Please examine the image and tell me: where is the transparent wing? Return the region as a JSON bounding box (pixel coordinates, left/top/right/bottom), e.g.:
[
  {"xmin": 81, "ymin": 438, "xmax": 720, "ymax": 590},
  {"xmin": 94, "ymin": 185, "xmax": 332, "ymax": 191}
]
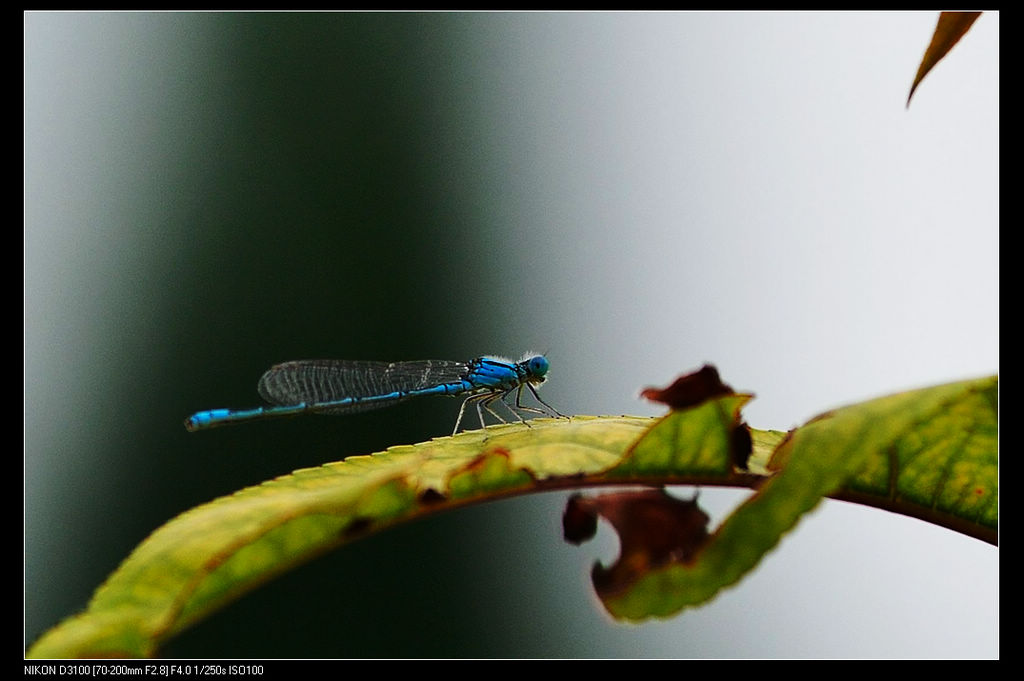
[{"xmin": 256, "ymin": 359, "xmax": 471, "ymax": 413}]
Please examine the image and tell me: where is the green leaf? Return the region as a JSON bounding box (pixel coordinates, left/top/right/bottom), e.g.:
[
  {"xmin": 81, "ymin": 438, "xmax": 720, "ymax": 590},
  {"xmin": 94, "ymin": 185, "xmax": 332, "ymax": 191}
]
[
  {"xmin": 596, "ymin": 375, "xmax": 997, "ymax": 621},
  {"xmin": 27, "ymin": 415, "xmax": 654, "ymax": 658},
  {"xmin": 827, "ymin": 375, "xmax": 997, "ymax": 541},
  {"xmin": 27, "ymin": 375, "xmax": 997, "ymax": 656}
]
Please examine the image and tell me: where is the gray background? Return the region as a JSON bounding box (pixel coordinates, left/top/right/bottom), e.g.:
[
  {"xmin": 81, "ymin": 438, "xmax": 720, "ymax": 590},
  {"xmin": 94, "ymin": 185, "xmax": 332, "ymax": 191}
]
[{"xmin": 25, "ymin": 11, "xmax": 998, "ymax": 658}]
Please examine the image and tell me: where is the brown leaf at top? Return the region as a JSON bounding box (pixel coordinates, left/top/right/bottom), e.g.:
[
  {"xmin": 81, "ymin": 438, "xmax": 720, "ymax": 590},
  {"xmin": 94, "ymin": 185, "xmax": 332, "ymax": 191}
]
[
  {"xmin": 640, "ymin": 364, "xmax": 733, "ymax": 410},
  {"xmin": 907, "ymin": 11, "xmax": 982, "ymax": 107},
  {"xmin": 562, "ymin": 489, "xmax": 710, "ymax": 598}
]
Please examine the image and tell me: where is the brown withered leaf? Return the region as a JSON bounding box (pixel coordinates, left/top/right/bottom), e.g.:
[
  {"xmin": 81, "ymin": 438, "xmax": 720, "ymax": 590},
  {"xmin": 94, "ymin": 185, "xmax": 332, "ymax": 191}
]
[
  {"xmin": 907, "ymin": 11, "xmax": 982, "ymax": 107},
  {"xmin": 640, "ymin": 364, "xmax": 733, "ymax": 410},
  {"xmin": 563, "ymin": 489, "xmax": 710, "ymax": 597}
]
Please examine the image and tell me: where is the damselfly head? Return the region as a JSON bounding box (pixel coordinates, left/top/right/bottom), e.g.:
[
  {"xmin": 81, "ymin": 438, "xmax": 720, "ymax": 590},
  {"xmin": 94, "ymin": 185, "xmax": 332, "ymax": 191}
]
[{"xmin": 522, "ymin": 354, "xmax": 550, "ymax": 382}]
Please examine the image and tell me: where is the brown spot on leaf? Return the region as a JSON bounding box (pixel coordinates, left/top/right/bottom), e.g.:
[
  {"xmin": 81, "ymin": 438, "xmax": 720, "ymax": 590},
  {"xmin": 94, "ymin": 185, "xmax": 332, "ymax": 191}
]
[
  {"xmin": 731, "ymin": 422, "xmax": 753, "ymax": 471},
  {"xmin": 446, "ymin": 446, "xmax": 535, "ymax": 499},
  {"xmin": 418, "ymin": 488, "xmax": 447, "ymax": 505},
  {"xmin": 640, "ymin": 364, "xmax": 733, "ymax": 410},
  {"xmin": 562, "ymin": 488, "xmax": 711, "ymax": 597},
  {"xmin": 464, "ymin": 447, "xmax": 512, "ymax": 472},
  {"xmin": 342, "ymin": 517, "xmax": 373, "ymax": 539}
]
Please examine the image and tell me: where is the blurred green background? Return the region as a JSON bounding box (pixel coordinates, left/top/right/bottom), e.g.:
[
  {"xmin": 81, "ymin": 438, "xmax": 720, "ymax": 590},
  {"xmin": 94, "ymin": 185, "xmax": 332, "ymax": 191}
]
[{"xmin": 25, "ymin": 12, "xmax": 997, "ymax": 658}]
